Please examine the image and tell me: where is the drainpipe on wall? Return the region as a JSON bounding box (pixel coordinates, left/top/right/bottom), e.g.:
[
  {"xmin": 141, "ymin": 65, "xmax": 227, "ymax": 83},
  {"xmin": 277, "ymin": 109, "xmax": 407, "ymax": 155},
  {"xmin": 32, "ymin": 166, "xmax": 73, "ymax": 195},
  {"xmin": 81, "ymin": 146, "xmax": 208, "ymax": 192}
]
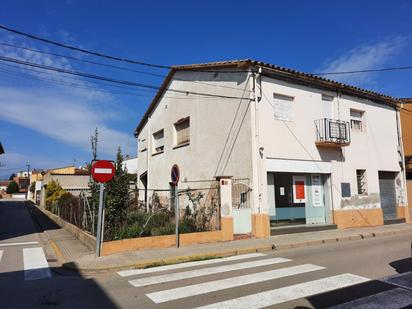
[
  {"xmin": 250, "ymin": 68, "xmax": 263, "ymax": 214},
  {"xmin": 146, "ymin": 115, "xmax": 151, "ymax": 211},
  {"xmin": 395, "ymin": 103, "xmax": 408, "ymax": 208}
]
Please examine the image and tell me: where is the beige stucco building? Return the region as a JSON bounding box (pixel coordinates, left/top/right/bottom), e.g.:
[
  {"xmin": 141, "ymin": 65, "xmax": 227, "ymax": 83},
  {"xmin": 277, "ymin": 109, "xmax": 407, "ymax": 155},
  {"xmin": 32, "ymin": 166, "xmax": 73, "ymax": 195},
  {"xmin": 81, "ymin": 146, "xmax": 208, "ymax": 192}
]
[{"xmin": 135, "ymin": 60, "xmax": 408, "ymax": 238}]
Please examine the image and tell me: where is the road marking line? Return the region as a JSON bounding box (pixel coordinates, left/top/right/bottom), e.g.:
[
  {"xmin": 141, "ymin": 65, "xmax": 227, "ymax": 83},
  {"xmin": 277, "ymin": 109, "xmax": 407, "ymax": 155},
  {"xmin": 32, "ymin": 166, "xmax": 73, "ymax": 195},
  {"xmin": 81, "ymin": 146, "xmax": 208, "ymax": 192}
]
[
  {"xmin": 23, "ymin": 247, "xmax": 51, "ymax": 281},
  {"xmin": 195, "ymin": 273, "xmax": 370, "ymax": 309},
  {"xmin": 329, "ymin": 287, "xmax": 412, "ymax": 309},
  {"xmin": 0, "ymin": 241, "xmax": 39, "ymax": 247},
  {"xmin": 118, "ymin": 253, "xmax": 267, "ymax": 277},
  {"xmin": 0, "ymin": 250, "xmax": 3, "ymax": 263},
  {"xmin": 128, "ymin": 257, "xmax": 291, "ymax": 287},
  {"xmin": 147, "ymin": 264, "xmax": 325, "ymax": 303}
]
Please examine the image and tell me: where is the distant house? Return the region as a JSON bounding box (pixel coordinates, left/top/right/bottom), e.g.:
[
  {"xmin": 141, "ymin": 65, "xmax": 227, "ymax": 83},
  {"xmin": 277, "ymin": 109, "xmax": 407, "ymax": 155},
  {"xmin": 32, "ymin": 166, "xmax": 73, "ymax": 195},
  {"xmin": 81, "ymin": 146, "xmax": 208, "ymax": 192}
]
[
  {"xmin": 39, "ymin": 166, "xmax": 90, "ymax": 207},
  {"xmin": 122, "ymin": 157, "xmax": 138, "ymax": 174},
  {"xmin": 135, "ymin": 59, "xmax": 407, "ymax": 238},
  {"xmin": 0, "ymin": 180, "xmax": 11, "ymax": 192}
]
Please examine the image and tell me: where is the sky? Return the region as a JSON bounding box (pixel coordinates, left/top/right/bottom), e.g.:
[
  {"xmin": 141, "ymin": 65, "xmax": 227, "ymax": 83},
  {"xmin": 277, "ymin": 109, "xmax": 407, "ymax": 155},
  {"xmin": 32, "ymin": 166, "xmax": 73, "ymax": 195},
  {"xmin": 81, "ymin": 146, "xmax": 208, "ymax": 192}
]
[{"xmin": 0, "ymin": 0, "xmax": 411, "ymax": 179}]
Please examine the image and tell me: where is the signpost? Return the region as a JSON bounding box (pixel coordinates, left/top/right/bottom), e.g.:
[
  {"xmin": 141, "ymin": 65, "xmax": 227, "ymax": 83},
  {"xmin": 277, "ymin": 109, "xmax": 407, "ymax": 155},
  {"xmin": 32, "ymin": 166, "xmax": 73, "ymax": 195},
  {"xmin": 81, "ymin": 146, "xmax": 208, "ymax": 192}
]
[
  {"xmin": 91, "ymin": 160, "xmax": 115, "ymax": 257},
  {"xmin": 170, "ymin": 164, "xmax": 180, "ymax": 248}
]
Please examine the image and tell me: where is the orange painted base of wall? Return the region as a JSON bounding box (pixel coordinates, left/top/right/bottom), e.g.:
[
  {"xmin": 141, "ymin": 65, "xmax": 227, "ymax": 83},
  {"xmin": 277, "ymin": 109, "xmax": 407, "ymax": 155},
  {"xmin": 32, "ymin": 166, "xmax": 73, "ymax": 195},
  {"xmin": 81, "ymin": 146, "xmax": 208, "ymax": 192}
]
[
  {"xmin": 396, "ymin": 206, "xmax": 406, "ymax": 219},
  {"xmin": 101, "ymin": 216, "xmax": 235, "ymax": 256},
  {"xmin": 333, "ymin": 208, "xmax": 384, "ymax": 229},
  {"xmin": 252, "ymin": 213, "xmax": 270, "ymax": 238}
]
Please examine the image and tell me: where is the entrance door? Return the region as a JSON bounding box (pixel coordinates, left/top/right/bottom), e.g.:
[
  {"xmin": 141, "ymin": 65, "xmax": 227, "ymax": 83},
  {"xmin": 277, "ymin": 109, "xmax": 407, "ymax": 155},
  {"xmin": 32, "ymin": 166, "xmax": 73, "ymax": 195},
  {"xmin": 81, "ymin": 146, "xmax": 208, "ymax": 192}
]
[
  {"xmin": 378, "ymin": 172, "xmax": 397, "ymax": 220},
  {"xmin": 232, "ymin": 180, "xmax": 252, "ymax": 234},
  {"xmin": 305, "ymin": 174, "xmax": 326, "ymax": 224}
]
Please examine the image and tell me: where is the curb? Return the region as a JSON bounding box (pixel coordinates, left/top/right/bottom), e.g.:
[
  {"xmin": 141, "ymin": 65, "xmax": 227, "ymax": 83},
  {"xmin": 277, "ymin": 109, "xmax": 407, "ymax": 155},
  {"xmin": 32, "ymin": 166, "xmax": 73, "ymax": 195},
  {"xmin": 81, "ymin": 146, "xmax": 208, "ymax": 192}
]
[{"xmin": 66, "ymin": 227, "xmax": 412, "ymax": 273}]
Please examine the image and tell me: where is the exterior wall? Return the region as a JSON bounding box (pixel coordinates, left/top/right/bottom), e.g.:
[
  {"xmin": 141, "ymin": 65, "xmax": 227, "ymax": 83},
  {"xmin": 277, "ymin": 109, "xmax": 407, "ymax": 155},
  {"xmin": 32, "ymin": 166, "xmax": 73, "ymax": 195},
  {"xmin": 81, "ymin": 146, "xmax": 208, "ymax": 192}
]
[
  {"xmin": 259, "ymin": 76, "xmax": 405, "ymax": 227},
  {"xmin": 122, "ymin": 158, "xmax": 138, "ymax": 174},
  {"xmin": 40, "ymin": 173, "xmax": 90, "ymax": 206},
  {"xmin": 400, "ymin": 108, "xmax": 412, "ymax": 158},
  {"xmin": 137, "ymin": 70, "xmax": 254, "ymax": 195},
  {"xmin": 407, "ymin": 180, "xmax": 412, "ymax": 222}
]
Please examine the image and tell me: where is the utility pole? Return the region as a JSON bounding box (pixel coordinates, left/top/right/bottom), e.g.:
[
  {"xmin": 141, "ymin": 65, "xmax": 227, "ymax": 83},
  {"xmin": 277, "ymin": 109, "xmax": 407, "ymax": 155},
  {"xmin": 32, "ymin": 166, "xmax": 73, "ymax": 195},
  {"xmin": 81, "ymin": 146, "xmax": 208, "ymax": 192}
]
[{"xmin": 26, "ymin": 164, "xmax": 30, "ymax": 200}]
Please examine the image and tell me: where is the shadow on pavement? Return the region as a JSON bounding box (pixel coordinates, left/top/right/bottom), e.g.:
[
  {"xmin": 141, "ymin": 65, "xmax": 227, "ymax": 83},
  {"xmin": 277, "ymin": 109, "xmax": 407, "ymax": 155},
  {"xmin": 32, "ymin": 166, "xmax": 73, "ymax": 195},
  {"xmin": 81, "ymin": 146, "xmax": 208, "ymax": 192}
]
[
  {"xmin": 389, "ymin": 257, "xmax": 412, "ymax": 274},
  {"xmin": 0, "ymin": 200, "xmax": 60, "ymax": 241},
  {"xmin": 299, "ymin": 280, "xmax": 401, "ymax": 309},
  {"xmin": 0, "ymin": 264, "xmax": 118, "ymax": 308}
]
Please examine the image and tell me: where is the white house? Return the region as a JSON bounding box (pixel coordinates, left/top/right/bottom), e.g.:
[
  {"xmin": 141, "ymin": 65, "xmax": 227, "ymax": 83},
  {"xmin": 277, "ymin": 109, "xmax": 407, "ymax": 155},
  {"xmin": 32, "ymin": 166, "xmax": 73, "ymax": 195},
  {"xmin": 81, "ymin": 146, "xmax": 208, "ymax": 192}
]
[{"xmin": 134, "ymin": 59, "xmax": 407, "ymax": 238}]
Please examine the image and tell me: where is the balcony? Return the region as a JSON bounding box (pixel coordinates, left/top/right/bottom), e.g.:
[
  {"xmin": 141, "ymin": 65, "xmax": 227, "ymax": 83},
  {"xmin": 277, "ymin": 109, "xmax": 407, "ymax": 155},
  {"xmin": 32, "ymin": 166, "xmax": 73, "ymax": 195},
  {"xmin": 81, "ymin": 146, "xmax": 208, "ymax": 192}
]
[{"xmin": 314, "ymin": 118, "xmax": 350, "ymax": 148}]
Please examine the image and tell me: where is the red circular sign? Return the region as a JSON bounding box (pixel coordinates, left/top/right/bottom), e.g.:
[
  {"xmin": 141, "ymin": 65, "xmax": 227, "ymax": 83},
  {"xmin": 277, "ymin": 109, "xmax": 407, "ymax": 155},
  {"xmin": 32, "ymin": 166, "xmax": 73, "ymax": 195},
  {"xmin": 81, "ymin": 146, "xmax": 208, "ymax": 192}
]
[
  {"xmin": 91, "ymin": 160, "xmax": 115, "ymax": 183},
  {"xmin": 171, "ymin": 164, "xmax": 180, "ymax": 185}
]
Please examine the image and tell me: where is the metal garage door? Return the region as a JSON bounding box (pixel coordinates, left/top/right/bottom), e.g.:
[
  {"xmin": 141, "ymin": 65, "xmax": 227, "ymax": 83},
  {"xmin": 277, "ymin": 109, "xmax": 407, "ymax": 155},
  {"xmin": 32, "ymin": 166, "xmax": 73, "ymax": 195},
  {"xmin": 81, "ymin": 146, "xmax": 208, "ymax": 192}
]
[{"xmin": 378, "ymin": 172, "xmax": 397, "ymax": 221}]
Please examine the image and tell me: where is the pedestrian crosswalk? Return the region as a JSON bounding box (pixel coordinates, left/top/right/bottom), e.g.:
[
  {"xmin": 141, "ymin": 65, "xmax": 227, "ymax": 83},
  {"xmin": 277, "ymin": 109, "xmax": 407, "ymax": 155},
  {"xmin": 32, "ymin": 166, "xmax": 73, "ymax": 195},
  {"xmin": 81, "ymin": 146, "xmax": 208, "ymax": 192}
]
[
  {"xmin": 0, "ymin": 246, "xmax": 51, "ymax": 281},
  {"xmin": 117, "ymin": 253, "xmax": 412, "ymax": 308}
]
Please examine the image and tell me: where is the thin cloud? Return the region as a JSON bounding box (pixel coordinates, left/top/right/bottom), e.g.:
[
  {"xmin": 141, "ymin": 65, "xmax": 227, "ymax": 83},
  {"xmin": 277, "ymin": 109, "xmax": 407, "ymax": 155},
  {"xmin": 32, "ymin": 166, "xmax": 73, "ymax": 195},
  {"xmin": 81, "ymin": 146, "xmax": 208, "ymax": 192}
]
[
  {"xmin": 0, "ymin": 86, "xmax": 135, "ymax": 156},
  {"xmin": 318, "ymin": 37, "xmax": 409, "ymax": 86}
]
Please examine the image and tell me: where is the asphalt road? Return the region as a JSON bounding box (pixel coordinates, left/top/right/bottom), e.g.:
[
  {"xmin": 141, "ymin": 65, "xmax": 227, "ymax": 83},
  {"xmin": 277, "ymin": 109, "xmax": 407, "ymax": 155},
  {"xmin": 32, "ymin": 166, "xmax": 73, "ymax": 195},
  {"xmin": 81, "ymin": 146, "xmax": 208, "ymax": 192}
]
[{"xmin": 0, "ymin": 199, "xmax": 411, "ymax": 308}]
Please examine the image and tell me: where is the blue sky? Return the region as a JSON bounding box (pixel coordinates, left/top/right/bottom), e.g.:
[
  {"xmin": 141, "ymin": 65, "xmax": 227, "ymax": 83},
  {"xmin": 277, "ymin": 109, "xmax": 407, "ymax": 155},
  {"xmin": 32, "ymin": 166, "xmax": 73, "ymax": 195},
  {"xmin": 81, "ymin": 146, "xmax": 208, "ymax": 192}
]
[{"xmin": 0, "ymin": 0, "xmax": 412, "ymax": 178}]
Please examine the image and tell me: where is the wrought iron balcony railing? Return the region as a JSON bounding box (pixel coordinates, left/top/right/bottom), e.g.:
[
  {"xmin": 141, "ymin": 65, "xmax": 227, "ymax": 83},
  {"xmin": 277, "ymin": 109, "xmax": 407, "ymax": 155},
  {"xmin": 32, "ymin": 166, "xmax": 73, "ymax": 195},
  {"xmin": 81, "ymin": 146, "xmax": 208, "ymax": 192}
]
[{"xmin": 314, "ymin": 118, "xmax": 350, "ymax": 147}]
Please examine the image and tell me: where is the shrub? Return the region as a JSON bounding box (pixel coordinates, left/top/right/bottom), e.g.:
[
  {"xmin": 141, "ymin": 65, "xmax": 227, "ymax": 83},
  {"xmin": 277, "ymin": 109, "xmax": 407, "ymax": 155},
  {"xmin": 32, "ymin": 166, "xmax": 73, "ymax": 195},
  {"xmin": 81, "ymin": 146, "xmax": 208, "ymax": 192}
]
[
  {"xmin": 45, "ymin": 180, "xmax": 66, "ymax": 212},
  {"xmin": 6, "ymin": 181, "xmax": 19, "ymax": 194}
]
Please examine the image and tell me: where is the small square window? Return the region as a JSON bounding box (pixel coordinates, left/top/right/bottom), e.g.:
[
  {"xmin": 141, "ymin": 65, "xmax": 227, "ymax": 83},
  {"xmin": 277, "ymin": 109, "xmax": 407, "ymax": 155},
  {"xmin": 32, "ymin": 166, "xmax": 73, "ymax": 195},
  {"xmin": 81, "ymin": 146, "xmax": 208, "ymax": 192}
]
[
  {"xmin": 174, "ymin": 117, "xmax": 190, "ymax": 146},
  {"xmin": 350, "ymin": 109, "xmax": 364, "ymax": 131},
  {"xmin": 152, "ymin": 129, "xmax": 164, "ymax": 154},
  {"xmin": 356, "ymin": 169, "xmax": 367, "ymax": 194}
]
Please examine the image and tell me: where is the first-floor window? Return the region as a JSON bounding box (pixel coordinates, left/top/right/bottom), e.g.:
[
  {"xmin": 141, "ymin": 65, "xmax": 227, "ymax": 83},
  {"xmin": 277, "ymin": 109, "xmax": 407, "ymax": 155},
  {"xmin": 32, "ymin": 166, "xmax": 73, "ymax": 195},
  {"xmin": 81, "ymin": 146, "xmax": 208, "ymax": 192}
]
[
  {"xmin": 174, "ymin": 117, "xmax": 190, "ymax": 146},
  {"xmin": 152, "ymin": 129, "xmax": 164, "ymax": 154}
]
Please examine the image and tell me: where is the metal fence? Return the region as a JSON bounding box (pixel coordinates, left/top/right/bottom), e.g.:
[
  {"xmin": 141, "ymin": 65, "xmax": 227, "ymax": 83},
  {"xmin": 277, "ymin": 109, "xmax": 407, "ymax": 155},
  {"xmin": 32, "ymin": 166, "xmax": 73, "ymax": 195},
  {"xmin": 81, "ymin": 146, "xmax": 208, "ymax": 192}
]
[{"xmin": 232, "ymin": 178, "xmax": 251, "ymax": 209}]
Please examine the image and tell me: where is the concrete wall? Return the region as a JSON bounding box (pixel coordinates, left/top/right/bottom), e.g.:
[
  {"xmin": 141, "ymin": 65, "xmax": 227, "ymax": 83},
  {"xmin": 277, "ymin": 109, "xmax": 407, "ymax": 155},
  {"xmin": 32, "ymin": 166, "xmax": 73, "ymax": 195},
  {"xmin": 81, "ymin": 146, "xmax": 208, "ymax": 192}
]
[
  {"xmin": 137, "ymin": 70, "xmax": 254, "ymax": 194},
  {"xmin": 259, "ymin": 76, "xmax": 405, "ymax": 226}
]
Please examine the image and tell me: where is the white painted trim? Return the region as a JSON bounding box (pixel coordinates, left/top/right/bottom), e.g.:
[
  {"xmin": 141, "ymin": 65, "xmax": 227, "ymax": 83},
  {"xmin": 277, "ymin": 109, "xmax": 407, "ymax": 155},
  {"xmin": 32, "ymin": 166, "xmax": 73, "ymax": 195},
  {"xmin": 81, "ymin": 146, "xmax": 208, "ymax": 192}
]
[
  {"xmin": 266, "ymin": 158, "xmax": 331, "ymax": 174},
  {"xmin": 195, "ymin": 273, "xmax": 370, "ymax": 309},
  {"xmin": 128, "ymin": 257, "xmax": 291, "ymax": 288},
  {"xmin": 118, "ymin": 253, "xmax": 265, "ymax": 277},
  {"xmin": 0, "ymin": 250, "xmax": 3, "ymax": 263},
  {"xmin": 23, "ymin": 247, "xmax": 51, "ymax": 281},
  {"xmin": 0, "ymin": 241, "xmax": 39, "ymax": 247},
  {"xmin": 147, "ymin": 264, "xmax": 325, "ymax": 303},
  {"xmin": 94, "ymin": 168, "xmax": 112, "ymax": 174}
]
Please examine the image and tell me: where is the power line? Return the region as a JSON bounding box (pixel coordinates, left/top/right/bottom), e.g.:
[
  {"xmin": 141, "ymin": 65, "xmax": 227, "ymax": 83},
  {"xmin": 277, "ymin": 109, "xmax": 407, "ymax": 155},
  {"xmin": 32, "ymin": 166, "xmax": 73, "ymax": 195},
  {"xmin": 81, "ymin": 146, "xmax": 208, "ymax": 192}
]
[
  {"xmin": 0, "ymin": 42, "xmax": 250, "ymax": 92},
  {"xmin": 0, "ymin": 55, "xmax": 249, "ymax": 100},
  {"xmin": 0, "ymin": 24, "xmax": 171, "ymax": 69},
  {"xmin": 0, "ymin": 42, "xmax": 166, "ymax": 78},
  {"xmin": 3, "ymin": 24, "xmax": 412, "ymax": 77},
  {"xmin": 313, "ymin": 66, "xmax": 412, "ymax": 76}
]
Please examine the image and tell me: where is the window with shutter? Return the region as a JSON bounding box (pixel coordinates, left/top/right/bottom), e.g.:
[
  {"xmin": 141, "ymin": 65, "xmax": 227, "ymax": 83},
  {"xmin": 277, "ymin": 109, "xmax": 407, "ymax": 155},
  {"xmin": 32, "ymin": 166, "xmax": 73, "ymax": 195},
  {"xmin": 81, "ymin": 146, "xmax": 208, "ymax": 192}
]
[
  {"xmin": 273, "ymin": 93, "xmax": 294, "ymax": 121},
  {"xmin": 350, "ymin": 109, "xmax": 364, "ymax": 131},
  {"xmin": 174, "ymin": 117, "xmax": 190, "ymax": 146},
  {"xmin": 152, "ymin": 129, "xmax": 164, "ymax": 154}
]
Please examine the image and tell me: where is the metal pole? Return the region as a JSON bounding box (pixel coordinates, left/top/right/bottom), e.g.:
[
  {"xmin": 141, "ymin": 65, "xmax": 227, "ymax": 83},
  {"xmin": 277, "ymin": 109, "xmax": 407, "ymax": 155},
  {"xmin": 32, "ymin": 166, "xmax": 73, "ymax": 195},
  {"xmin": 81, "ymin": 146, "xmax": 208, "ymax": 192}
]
[
  {"xmin": 26, "ymin": 164, "xmax": 30, "ymax": 200},
  {"xmin": 95, "ymin": 183, "xmax": 105, "ymax": 257},
  {"xmin": 175, "ymin": 185, "xmax": 179, "ymax": 248}
]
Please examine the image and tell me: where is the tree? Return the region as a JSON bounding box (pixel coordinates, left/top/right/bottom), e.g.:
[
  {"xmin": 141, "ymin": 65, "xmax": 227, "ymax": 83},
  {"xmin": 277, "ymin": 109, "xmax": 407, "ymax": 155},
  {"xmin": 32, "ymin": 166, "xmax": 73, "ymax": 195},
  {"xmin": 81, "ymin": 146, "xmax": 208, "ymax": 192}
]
[
  {"xmin": 9, "ymin": 173, "xmax": 15, "ymax": 180},
  {"xmin": 29, "ymin": 182, "xmax": 36, "ymax": 193},
  {"xmin": 45, "ymin": 180, "xmax": 66, "ymax": 211},
  {"xmin": 6, "ymin": 181, "xmax": 19, "ymax": 194}
]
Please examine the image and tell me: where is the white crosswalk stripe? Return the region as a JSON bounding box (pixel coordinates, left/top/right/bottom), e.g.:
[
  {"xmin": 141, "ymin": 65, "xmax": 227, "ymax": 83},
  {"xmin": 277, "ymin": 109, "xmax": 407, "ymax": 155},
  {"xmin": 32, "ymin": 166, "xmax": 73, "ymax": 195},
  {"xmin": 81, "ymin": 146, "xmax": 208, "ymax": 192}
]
[
  {"xmin": 118, "ymin": 253, "xmax": 266, "ymax": 277},
  {"xmin": 195, "ymin": 274, "xmax": 371, "ymax": 309},
  {"xmin": 23, "ymin": 247, "xmax": 51, "ymax": 281},
  {"xmin": 147, "ymin": 263, "xmax": 325, "ymax": 303},
  {"xmin": 119, "ymin": 254, "xmax": 411, "ymax": 308},
  {"xmin": 128, "ymin": 257, "xmax": 291, "ymax": 287}
]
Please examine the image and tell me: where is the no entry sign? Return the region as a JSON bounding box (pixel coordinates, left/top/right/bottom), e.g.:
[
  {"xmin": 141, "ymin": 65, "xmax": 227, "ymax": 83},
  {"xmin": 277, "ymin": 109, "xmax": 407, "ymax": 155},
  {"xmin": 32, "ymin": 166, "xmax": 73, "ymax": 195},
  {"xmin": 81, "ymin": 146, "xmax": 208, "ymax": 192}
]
[{"xmin": 91, "ymin": 160, "xmax": 115, "ymax": 183}]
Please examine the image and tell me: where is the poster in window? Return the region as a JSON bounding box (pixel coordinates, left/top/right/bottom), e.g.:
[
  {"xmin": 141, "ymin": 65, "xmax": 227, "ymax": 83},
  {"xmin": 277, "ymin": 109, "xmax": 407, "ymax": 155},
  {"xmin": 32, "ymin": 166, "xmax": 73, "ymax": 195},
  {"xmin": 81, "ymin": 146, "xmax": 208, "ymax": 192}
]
[
  {"xmin": 311, "ymin": 174, "xmax": 323, "ymax": 207},
  {"xmin": 292, "ymin": 176, "xmax": 306, "ymax": 203}
]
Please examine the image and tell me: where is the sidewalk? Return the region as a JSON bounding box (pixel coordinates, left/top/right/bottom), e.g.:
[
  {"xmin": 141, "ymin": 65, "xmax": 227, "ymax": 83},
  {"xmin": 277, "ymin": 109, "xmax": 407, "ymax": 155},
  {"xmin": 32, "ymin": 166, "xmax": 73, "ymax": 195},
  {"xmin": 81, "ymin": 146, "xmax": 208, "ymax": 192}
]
[{"xmin": 29, "ymin": 204, "xmax": 412, "ymax": 273}]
